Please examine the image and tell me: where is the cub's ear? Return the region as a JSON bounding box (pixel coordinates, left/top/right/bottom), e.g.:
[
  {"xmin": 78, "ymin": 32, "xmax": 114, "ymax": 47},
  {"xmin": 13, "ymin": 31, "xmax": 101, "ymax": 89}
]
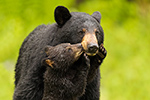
[
  {"xmin": 54, "ymin": 6, "xmax": 71, "ymax": 27},
  {"xmin": 91, "ymin": 11, "xmax": 101, "ymax": 24},
  {"xmin": 45, "ymin": 46, "xmax": 53, "ymax": 55}
]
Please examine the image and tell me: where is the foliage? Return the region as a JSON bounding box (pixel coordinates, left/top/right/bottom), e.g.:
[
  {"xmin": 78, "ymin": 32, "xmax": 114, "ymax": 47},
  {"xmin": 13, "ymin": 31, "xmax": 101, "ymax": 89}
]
[{"xmin": 0, "ymin": 0, "xmax": 150, "ymax": 100}]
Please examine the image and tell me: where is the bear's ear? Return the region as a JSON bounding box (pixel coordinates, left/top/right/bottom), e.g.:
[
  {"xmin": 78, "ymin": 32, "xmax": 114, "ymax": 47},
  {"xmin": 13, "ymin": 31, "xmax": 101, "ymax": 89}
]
[
  {"xmin": 45, "ymin": 46, "xmax": 53, "ymax": 55},
  {"xmin": 54, "ymin": 6, "xmax": 71, "ymax": 27},
  {"xmin": 91, "ymin": 11, "xmax": 101, "ymax": 24}
]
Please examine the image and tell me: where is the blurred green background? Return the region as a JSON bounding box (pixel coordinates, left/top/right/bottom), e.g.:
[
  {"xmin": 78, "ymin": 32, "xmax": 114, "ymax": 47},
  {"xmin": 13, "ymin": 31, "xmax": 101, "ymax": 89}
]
[{"xmin": 0, "ymin": 0, "xmax": 150, "ymax": 100}]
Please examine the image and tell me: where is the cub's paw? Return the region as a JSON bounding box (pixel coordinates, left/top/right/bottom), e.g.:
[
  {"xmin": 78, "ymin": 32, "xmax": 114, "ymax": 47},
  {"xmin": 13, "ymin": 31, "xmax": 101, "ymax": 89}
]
[
  {"xmin": 78, "ymin": 53, "xmax": 90, "ymax": 71},
  {"xmin": 83, "ymin": 53, "xmax": 90, "ymax": 68}
]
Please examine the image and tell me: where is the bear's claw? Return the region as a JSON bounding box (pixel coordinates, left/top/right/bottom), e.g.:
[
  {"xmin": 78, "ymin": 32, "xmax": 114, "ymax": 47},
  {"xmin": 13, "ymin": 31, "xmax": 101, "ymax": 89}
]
[{"xmin": 97, "ymin": 43, "xmax": 107, "ymax": 60}]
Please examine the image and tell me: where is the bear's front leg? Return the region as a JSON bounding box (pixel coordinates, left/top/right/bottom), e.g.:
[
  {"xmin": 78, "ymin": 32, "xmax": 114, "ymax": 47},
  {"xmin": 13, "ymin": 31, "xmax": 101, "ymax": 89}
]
[
  {"xmin": 87, "ymin": 43, "xmax": 107, "ymax": 82},
  {"xmin": 68, "ymin": 53, "xmax": 90, "ymax": 97},
  {"xmin": 79, "ymin": 44, "xmax": 107, "ymax": 100}
]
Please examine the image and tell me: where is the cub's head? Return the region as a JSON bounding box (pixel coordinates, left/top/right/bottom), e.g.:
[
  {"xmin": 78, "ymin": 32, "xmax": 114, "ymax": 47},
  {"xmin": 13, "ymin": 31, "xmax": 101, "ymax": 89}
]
[
  {"xmin": 43, "ymin": 43, "xmax": 83, "ymax": 69},
  {"xmin": 54, "ymin": 6, "xmax": 104, "ymax": 56}
]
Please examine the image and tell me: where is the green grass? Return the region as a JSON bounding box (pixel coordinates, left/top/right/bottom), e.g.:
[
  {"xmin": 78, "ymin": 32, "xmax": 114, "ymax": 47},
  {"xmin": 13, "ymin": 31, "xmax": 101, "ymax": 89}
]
[{"xmin": 0, "ymin": 63, "xmax": 14, "ymax": 100}]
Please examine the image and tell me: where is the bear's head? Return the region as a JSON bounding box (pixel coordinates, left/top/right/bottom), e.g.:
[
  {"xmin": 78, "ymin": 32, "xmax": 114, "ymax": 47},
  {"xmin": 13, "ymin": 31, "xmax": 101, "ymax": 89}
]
[
  {"xmin": 43, "ymin": 43, "xmax": 83, "ymax": 69},
  {"xmin": 54, "ymin": 6, "xmax": 104, "ymax": 56}
]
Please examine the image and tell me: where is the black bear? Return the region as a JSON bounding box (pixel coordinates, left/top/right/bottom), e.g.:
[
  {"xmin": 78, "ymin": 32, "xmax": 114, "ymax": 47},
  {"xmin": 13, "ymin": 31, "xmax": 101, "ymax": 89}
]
[
  {"xmin": 13, "ymin": 6, "xmax": 107, "ymax": 100},
  {"xmin": 42, "ymin": 43, "xmax": 90, "ymax": 100}
]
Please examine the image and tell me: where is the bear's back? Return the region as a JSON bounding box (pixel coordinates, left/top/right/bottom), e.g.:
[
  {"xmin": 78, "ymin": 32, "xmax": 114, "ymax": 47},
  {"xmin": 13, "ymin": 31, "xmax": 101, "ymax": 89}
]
[{"xmin": 15, "ymin": 24, "xmax": 57, "ymax": 86}]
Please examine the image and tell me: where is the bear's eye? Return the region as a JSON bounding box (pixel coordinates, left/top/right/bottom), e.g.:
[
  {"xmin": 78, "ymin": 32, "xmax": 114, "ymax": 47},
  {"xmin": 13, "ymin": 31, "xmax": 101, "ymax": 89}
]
[
  {"xmin": 68, "ymin": 48, "xmax": 73, "ymax": 52},
  {"xmin": 79, "ymin": 28, "xmax": 86, "ymax": 35}
]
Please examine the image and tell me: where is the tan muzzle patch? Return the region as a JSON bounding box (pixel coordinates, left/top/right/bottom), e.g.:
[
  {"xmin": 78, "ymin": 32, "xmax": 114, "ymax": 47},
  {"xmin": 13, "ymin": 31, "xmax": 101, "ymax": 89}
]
[{"xmin": 81, "ymin": 32, "xmax": 98, "ymax": 56}]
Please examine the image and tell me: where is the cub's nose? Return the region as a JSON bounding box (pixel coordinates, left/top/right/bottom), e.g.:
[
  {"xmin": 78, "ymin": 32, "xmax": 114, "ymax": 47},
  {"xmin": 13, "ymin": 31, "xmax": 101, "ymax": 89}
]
[{"xmin": 88, "ymin": 44, "xmax": 99, "ymax": 54}]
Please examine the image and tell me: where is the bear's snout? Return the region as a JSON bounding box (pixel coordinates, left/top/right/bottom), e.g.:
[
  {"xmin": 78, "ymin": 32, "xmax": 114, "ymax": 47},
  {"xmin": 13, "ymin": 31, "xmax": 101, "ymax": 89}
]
[
  {"xmin": 87, "ymin": 43, "xmax": 99, "ymax": 54},
  {"xmin": 81, "ymin": 32, "xmax": 99, "ymax": 56}
]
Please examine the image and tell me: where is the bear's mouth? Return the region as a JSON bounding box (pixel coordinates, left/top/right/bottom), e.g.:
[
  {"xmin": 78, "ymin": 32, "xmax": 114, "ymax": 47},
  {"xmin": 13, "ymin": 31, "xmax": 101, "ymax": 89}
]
[
  {"xmin": 85, "ymin": 50, "xmax": 98, "ymax": 56},
  {"xmin": 74, "ymin": 50, "xmax": 83, "ymax": 61},
  {"xmin": 82, "ymin": 44, "xmax": 99, "ymax": 56}
]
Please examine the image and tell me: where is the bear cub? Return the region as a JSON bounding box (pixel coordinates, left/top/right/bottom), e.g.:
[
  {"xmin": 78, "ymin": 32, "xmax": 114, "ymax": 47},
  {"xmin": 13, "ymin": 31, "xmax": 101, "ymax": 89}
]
[{"xmin": 42, "ymin": 43, "xmax": 90, "ymax": 100}]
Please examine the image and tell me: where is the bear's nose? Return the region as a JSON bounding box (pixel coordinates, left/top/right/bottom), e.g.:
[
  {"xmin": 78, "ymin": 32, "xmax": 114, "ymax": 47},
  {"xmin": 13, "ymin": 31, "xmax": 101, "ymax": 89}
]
[{"xmin": 88, "ymin": 44, "xmax": 99, "ymax": 54}]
